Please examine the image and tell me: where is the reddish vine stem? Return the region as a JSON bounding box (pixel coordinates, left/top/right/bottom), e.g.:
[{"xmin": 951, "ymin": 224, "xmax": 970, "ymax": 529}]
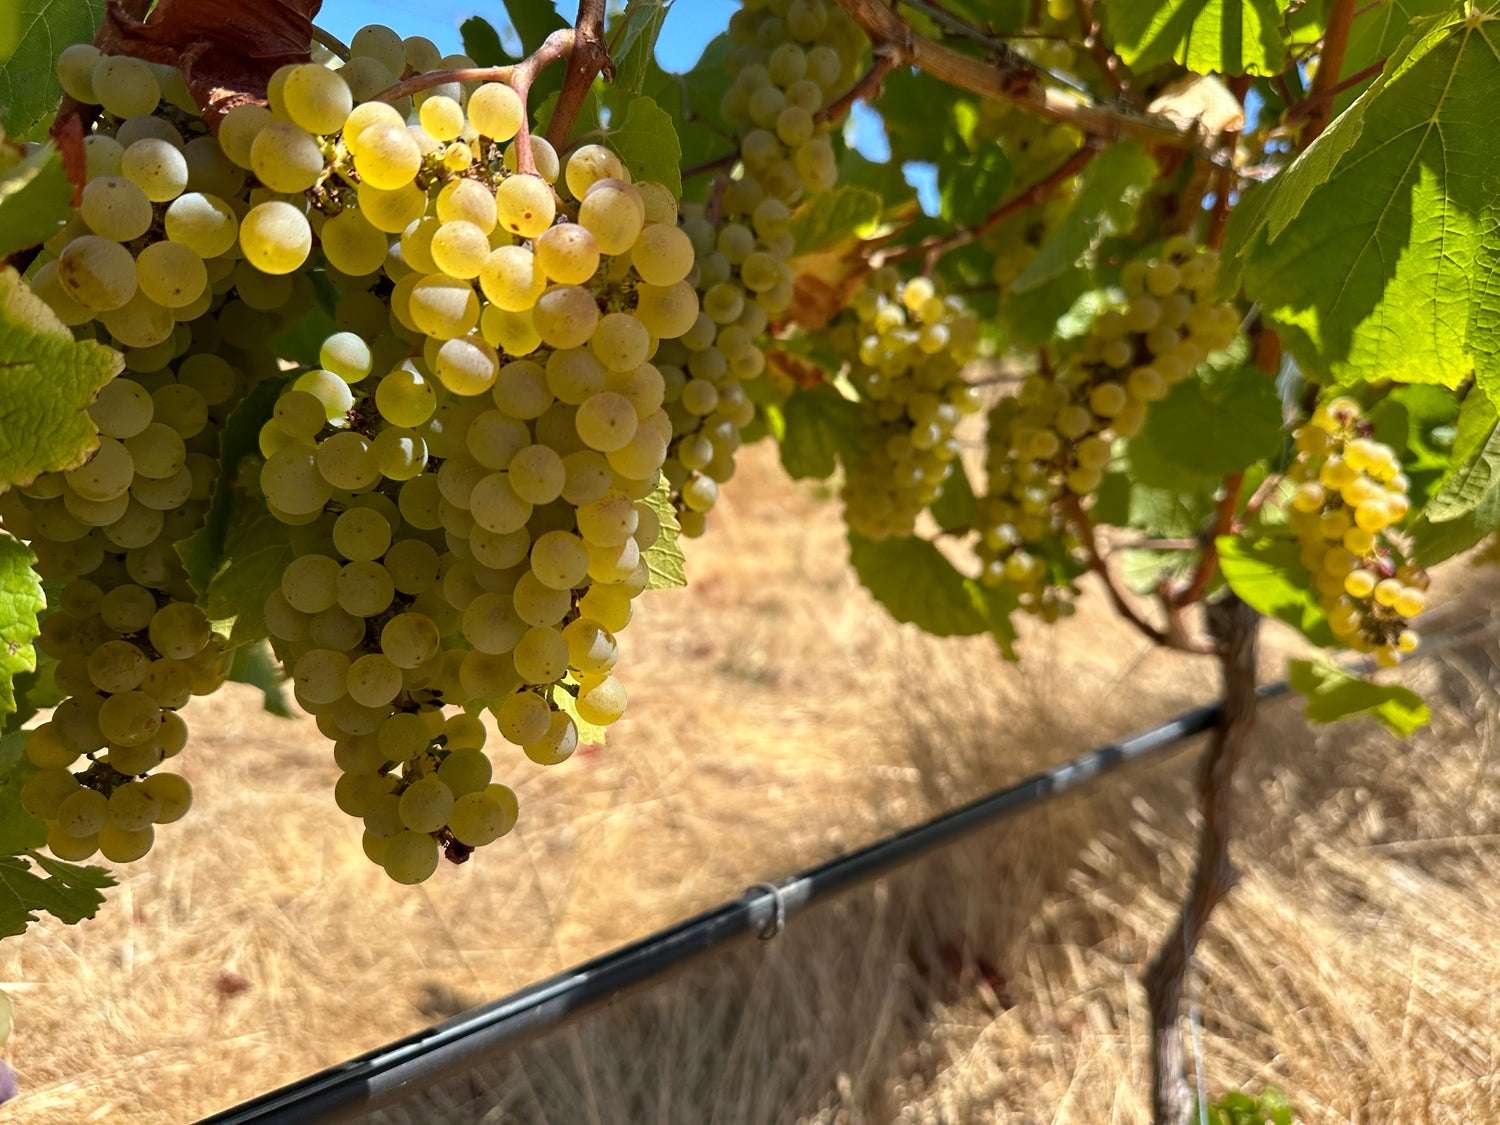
[
  {"xmin": 817, "ymin": 44, "xmax": 901, "ymax": 123},
  {"xmin": 1062, "ymin": 495, "xmax": 1172, "ymax": 649},
  {"xmin": 1302, "ymin": 0, "xmax": 1359, "ymax": 141},
  {"xmin": 1205, "ymin": 76, "xmax": 1251, "ymax": 251},
  {"xmin": 872, "ymin": 142, "xmax": 1100, "ymax": 268},
  {"xmin": 547, "ymin": 0, "xmax": 613, "ymax": 152},
  {"xmin": 1285, "ymin": 58, "xmax": 1385, "ymax": 123},
  {"xmin": 1171, "ymin": 472, "xmax": 1243, "ymax": 610},
  {"xmin": 310, "ymin": 24, "xmax": 350, "ymax": 61},
  {"xmin": 831, "ymin": 0, "xmax": 1202, "ymax": 149},
  {"xmin": 1075, "ymin": 0, "xmax": 1135, "ymax": 105},
  {"xmin": 683, "ymin": 151, "xmax": 739, "ymax": 181}
]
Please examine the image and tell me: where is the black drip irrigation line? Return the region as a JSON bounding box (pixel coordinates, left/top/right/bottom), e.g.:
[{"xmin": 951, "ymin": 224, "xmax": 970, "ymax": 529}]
[{"xmin": 199, "ymin": 616, "xmax": 1495, "ymax": 1125}]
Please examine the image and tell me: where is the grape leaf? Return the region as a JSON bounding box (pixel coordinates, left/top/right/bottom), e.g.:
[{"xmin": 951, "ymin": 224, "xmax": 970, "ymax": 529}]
[
  {"xmin": 228, "ymin": 641, "xmax": 291, "ymax": 718},
  {"xmin": 1422, "ymin": 388, "xmax": 1500, "ymax": 522},
  {"xmin": 1127, "ymin": 364, "xmax": 1285, "ymax": 488},
  {"xmin": 0, "ymin": 143, "xmax": 73, "ymax": 258},
  {"xmin": 610, "ymin": 0, "xmax": 670, "ymax": 99},
  {"xmin": 0, "ymin": 849, "xmax": 114, "ymax": 939},
  {"xmin": 779, "ymin": 383, "xmax": 863, "ymax": 480},
  {"xmin": 0, "ymin": 266, "xmax": 121, "ymax": 489},
  {"xmin": 1226, "ymin": 10, "xmax": 1500, "ymax": 395},
  {"xmin": 940, "ymin": 145, "xmax": 1012, "ymax": 229},
  {"xmin": 1012, "ymin": 143, "xmax": 1156, "ymax": 293},
  {"xmin": 202, "ymin": 512, "xmax": 294, "ymax": 645},
  {"xmin": 790, "ymin": 185, "xmax": 882, "ymax": 256},
  {"xmin": 1407, "ymin": 479, "xmax": 1500, "ymax": 565},
  {"xmin": 502, "ymin": 0, "xmax": 569, "ymax": 56},
  {"xmin": 641, "ymin": 480, "xmax": 686, "ymax": 591},
  {"xmin": 0, "ymin": 0, "xmax": 108, "ymax": 140},
  {"xmin": 552, "ymin": 681, "xmax": 608, "ymax": 747},
  {"xmin": 1335, "ymin": 0, "xmax": 1456, "ymax": 113},
  {"xmin": 0, "ymin": 732, "xmax": 44, "ymax": 854},
  {"xmin": 1215, "ymin": 535, "xmax": 1337, "ymax": 646},
  {"xmin": 966, "ymin": 578, "xmax": 1019, "ymax": 660},
  {"xmin": 1289, "ymin": 657, "xmax": 1431, "ymax": 734},
  {"xmin": 176, "ymin": 376, "xmax": 283, "ymax": 594},
  {"xmin": 0, "ymin": 5, "xmax": 17, "ymax": 59},
  {"xmin": 1103, "ymin": 0, "xmax": 1293, "ymax": 75},
  {"xmin": 461, "ymin": 15, "xmax": 516, "ymax": 66},
  {"xmin": 930, "ymin": 461, "xmax": 975, "ymax": 533},
  {"xmin": 0, "ymin": 535, "xmax": 43, "ymax": 729},
  {"xmin": 847, "ymin": 532, "xmax": 986, "ymax": 637},
  {"xmin": 611, "ymin": 95, "xmax": 682, "ymax": 198}
]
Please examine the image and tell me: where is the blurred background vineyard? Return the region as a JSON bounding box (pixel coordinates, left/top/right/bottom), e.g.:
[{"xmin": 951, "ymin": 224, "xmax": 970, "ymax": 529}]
[{"xmin": 3, "ymin": 443, "xmax": 1498, "ymax": 1124}]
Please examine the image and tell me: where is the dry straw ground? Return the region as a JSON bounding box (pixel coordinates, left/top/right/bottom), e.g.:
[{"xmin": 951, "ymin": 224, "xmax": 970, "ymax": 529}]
[{"xmin": 3, "ymin": 443, "xmax": 1499, "ymax": 1124}]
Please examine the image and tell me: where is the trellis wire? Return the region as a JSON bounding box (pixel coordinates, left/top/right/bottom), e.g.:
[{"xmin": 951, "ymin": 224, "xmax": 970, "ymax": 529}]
[{"xmin": 199, "ymin": 616, "xmax": 1493, "ymax": 1125}]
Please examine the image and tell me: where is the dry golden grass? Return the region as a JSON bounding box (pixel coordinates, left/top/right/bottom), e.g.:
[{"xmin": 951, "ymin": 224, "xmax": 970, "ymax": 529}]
[{"xmin": 3, "ymin": 443, "xmax": 1498, "ymax": 1124}]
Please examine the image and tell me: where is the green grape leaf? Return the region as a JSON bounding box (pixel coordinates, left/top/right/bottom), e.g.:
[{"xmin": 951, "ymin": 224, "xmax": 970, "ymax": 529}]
[
  {"xmin": 610, "ymin": 0, "xmax": 670, "ymax": 99},
  {"xmin": 1012, "ymin": 143, "xmax": 1156, "ymax": 293},
  {"xmin": 273, "ymin": 292, "xmax": 339, "ymax": 369},
  {"xmin": 1103, "ymin": 0, "xmax": 1293, "ymax": 75},
  {"xmin": 778, "ymin": 382, "xmax": 863, "ymax": 480},
  {"xmin": 1226, "ymin": 10, "xmax": 1500, "ymax": 394},
  {"xmin": 940, "ymin": 145, "xmax": 1013, "ymax": 229},
  {"xmin": 790, "ymin": 184, "xmax": 882, "ymax": 256},
  {"xmin": 930, "ymin": 461, "xmax": 976, "ymax": 533},
  {"xmin": 532, "ymin": 83, "xmax": 603, "ymax": 149},
  {"xmin": 848, "ymin": 532, "xmax": 986, "ymax": 638},
  {"xmin": 504, "ymin": 0, "xmax": 570, "ymax": 55},
  {"xmin": 838, "ymin": 149, "xmax": 917, "ymax": 213},
  {"xmin": 0, "ymin": 732, "xmax": 45, "ymax": 853},
  {"xmin": 0, "ymin": 535, "xmax": 43, "ymax": 729},
  {"xmin": 228, "ymin": 641, "xmax": 292, "ymax": 719},
  {"xmin": 1128, "ymin": 365, "xmax": 1285, "ymax": 489},
  {"xmin": 1423, "ymin": 391, "xmax": 1500, "ymax": 522},
  {"xmin": 552, "ymin": 681, "xmax": 608, "ymax": 747},
  {"xmin": 176, "ymin": 376, "xmax": 283, "ymax": 594},
  {"xmin": 641, "ymin": 479, "xmax": 686, "ymax": 591},
  {"xmin": 610, "ymin": 95, "xmax": 681, "ymax": 198},
  {"xmin": 0, "ymin": 4, "xmax": 17, "ymax": 58},
  {"xmin": 4, "ymin": 653, "xmax": 62, "ymax": 738},
  {"xmin": 879, "ymin": 69, "xmax": 961, "ymax": 163},
  {"xmin": 0, "ymin": 143, "xmax": 73, "ymax": 258},
  {"xmin": 0, "ymin": 849, "xmax": 114, "ymax": 940},
  {"xmin": 1216, "ymin": 535, "xmax": 1337, "ymax": 646},
  {"xmin": 1407, "ymin": 480, "xmax": 1500, "ymax": 565},
  {"xmin": 0, "ymin": 265, "xmax": 121, "ymax": 488},
  {"xmin": 1336, "ymin": 0, "xmax": 1456, "ymax": 113},
  {"xmin": 202, "ymin": 513, "xmax": 295, "ymax": 646},
  {"xmin": 998, "ymin": 268, "xmax": 1094, "ymax": 350},
  {"xmin": 965, "ymin": 578, "xmax": 1019, "ymax": 660},
  {"xmin": 461, "ymin": 16, "xmax": 516, "ymax": 66},
  {"xmin": 1288, "ymin": 657, "xmax": 1431, "ymax": 735},
  {"xmin": 0, "ymin": 0, "xmax": 108, "ymax": 140}
]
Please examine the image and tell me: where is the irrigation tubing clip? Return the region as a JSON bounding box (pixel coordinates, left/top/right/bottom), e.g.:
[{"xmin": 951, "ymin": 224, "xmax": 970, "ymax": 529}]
[{"xmin": 744, "ymin": 882, "xmax": 786, "ymax": 940}]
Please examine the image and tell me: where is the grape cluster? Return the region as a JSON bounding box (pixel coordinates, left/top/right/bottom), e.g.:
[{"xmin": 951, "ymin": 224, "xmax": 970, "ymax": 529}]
[
  {"xmin": 1286, "ymin": 398, "xmax": 1427, "ymax": 663},
  {"xmin": 652, "ymin": 0, "xmax": 866, "ymax": 534},
  {"xmin": 822, "ymin": 270, "xmax": 983, "ymax": 539},
  {"xmin": 3, "ymin": 41, "xmax": 353, "ymax": 863},
  {"xmin": 223, "ymin": 51, "xmax": 697, "ymax": 882},
  {"xmin": 975, "ymin": 239, "xmax": 1240, "ymax": 612}
]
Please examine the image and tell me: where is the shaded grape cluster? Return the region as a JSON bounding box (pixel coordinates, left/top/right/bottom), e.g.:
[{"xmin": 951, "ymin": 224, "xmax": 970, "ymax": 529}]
[
  {"xmin": 975, "ymin": 239, "xmax": 1240, "ymax": 613},
  {"xmin": 824, "ymin": 270, "xmax": 983, "ymax": 539}
]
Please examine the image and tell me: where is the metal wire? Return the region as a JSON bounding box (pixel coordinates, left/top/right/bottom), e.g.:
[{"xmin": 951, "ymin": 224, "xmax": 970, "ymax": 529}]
[{"xmin": 198, "ymin": 616, "xmax": 1494, "ymax": 1125}]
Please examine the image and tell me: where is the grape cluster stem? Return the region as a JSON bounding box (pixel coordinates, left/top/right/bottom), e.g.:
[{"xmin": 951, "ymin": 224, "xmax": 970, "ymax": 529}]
[{"xmin": 828, "ymin": 0, "xmax": 1204, "ymax": 150}]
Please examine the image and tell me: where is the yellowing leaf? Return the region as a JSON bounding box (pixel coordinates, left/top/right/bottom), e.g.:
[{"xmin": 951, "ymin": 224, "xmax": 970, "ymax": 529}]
[{"xmin": 0, "ymin": 266, "xmax": 120, "ymax": 488}]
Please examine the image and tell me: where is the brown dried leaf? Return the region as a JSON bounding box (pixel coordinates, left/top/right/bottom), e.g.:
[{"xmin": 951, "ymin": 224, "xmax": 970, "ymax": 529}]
[
  {"xmin": 766, "ymin": 349, "xmax": 826, "ymax": 391},
  {"xmin": 99, "ymin": 0, "xmax": 319, "ymax": 123}
]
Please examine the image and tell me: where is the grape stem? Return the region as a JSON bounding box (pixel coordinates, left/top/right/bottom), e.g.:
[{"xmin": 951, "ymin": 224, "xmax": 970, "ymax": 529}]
[
  {"xmin": 831, "ymin": 0, "xmax": 1207, "ymax": 150},
  {"xmin": 1075, "ymin": 0, "xmax": 1138, "ymax": 106},
  {"xmin": 546, "ymin": 0, "xmax": 614, "ymax": 152},
  {"xmin": 309, "ymin": 24, "xmax": 350, "ymax": 62},
  {"xmin": 1168, "ymin": 472, "xmax": 1243, "ymax": 611},
  {"xmin": 1063, "ymin": 493, "xmax": 1212, "ymax": 654},
  {"xmin": 816, "ymin": 44, "xmax": 902, "ymax": 123},
  {"xmin": 683, "ymin": 151, "xmax": 739, "ymax": 181},
  {"xmin": 870, "ymin": 142, "xmax": 1099, "ymax": 270},
  {"xmin": 374, "ymin": 28, "xmax": 577, "ymax": 177},
  {"xmin": 1300, "ymin": 0, "xmax": 1359, "ymax": 142}
]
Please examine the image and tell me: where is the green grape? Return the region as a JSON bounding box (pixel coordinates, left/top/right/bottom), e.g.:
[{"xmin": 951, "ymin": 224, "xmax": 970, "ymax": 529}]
[
  {"xmin": 563, "ymin": 144, "xmax": 626, "ymax": 200},
  {"xmin": 135, "ymin": 241, "xmax": 207, "ymax": 308},
  {"xmin": 92, "ymin": 55, "xmax": 160, "ymax": 118},
  {"xmin": 282, "ymin": 63, "xmax": 352, "ymax": 134},
  {"xmin": 448, "ymin": 786, "xmax": 517, "ymax": 845},
  {"xmin": 534, "ymin": 223, "xmax": 600, "ymax": 285},
  {"xmin": 479, "ymin": 245, "xmax": 547, "ymax": 311},
  {"xmin": 239, "ymin": 202, "xmax": 313, "ymax": 275},
  {"xmin": 579, "ymin": 182, "xmax": 644, "ymax": 256},
  {"xmin": 79, "ymin": 175, "xmax": 153, "ymax": 241},
  {"xmin": 524, "ymin": 711, "xmax": 578, "ymax": 765},
  {"xmin": 398, "ymin": 776, "xmax": 455, "ymax": 833},
  {"xmin": 468, "ymin": 82, "xmax": 525, "ymax": 141},
  {"xmin": 495, "ymin": 174, "xmax": 557, "ymax": 239}
]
